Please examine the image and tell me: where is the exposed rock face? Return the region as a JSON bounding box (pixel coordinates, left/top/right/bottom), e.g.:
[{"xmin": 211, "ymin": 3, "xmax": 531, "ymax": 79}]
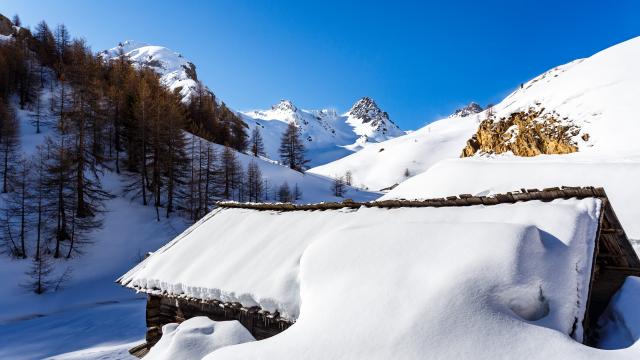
[
  {"xmin": 346, "ymin": 97, "xmax": 403, "ymax": 141},
  {"xmin": 348, "ymin": 97, "xmax": 390, "ymax": 125},
  {"xmin": 450, "ymin": 102, "xmax": 483, "ymax": 118},
  {"xmin": 461, "ymin": 108, "xmax": 581, "ymax": 157}
]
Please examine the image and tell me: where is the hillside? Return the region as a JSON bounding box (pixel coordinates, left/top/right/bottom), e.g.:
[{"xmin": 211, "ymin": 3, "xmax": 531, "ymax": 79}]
[
  {"xmin": 0, "ymin": 18, "xmax": 379, "ymax": 359},
  {"xmin": 310, "ymin": 36, "xmax": 640, "ymax": 190}
]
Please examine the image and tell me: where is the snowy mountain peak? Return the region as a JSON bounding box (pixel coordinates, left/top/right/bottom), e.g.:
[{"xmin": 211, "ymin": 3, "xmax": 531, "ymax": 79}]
[
  {"xmin": 271, "ymin": 99, "xmax": 298, "ymax": 113},
  {"xmin": 347, "ymin": 97, "xmax": 386, "ymax": 124},
  {"xmin": 241, "ymin": 96, "xmax": 404, "ymax": 166},
  {"xmin": 449, "ymin": 102, "xmax": 483, "ymax": 118},
  {"xmin": 346, "ymin": 97, "xmax": 404, "ymax": 145},
  {"xmin": 100, "ymin": 40, "xmax": 199, "ymax": 102}
]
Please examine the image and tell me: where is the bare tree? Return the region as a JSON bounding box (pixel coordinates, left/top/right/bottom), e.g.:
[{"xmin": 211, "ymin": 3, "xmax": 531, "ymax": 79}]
[
  {"xmin": 246, "ymin": 160, "xmax": 263, "ymax": 202},
  {"xmin": 278, "ymin": 123, "xmax": 308, "ymax": 171},
  {"xmin": 332, "ymin": 176, "xmax": 346, "ymax": 197},
  {"xmin": 23, "ymin": 253, "xmax": 54, "ymax": 294},
  {"xmin": 293, "ymin": 183, "xmax": 302, "ymax": 201},
  {"xmin": 278, "ymin": 182, "xmax": 292, "ymax": 203},
  {"xmin": 345, "ymin": 170, "xmax": 353, "ymax": 186},
  {"xmin": 0, "ymin": 101, "xmax": 20, "ymax": 193},
  {"xmin": 249, "ymin": 127, "xmax": 266, "ymax": 157}
]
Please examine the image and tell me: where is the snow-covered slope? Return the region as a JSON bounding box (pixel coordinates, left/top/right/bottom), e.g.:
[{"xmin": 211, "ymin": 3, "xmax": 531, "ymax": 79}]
[
  {"xmin": 241, "ymin": 97, "xmax": 404, "ymax": 167},
  {"xmin": 0, "ymin": 74, "xmax": 378, "ymax": 359},
  {"xmin": 311, "ymin": 36, "xmax": 640, "ymax": 190},
  {"xmin": 100, "ymin": 40, "xmax": 200, "ymax": 102}
]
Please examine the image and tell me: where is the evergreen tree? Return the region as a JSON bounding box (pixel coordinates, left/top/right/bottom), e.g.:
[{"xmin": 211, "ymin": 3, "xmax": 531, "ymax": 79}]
[{"xmin": 278, "ymin": 122, "xmax": 308, "ymax": 171}]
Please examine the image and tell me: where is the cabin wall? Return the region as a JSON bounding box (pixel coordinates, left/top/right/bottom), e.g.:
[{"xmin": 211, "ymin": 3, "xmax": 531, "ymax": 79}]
[
  {"xmin": 143, "ymin": 295, "xmax": 291, "ymax": 350},
  {"xmin": 583, "ymin": 198, "xmax": 640, "ymax": 346}
]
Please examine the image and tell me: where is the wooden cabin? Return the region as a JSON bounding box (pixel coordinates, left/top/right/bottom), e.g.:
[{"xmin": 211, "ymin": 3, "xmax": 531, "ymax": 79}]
[{"xmin": 119, "ymin": 186, "xmax": 640, "ymax": 357}]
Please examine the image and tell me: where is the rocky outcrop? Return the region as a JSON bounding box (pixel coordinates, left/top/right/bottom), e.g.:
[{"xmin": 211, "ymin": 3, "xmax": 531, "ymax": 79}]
[{"xmin": 461, "ymin": 108, "xmax": 583, "ymax": 157}]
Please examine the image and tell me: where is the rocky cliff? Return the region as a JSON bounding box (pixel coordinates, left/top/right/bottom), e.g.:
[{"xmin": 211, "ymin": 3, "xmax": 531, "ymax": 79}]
[{"xmin": 461, "ymin": 108, "xmax": 585, "ymax": 157}]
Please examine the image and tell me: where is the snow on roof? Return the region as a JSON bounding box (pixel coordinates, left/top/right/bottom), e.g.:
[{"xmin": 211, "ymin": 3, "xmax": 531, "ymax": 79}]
[
  {"xmin": 118, "ymin": 188, "xmax": 611, "ymax": 346},
  {"xmin": 202, "ymin": 200, "xmax": 640, "ymax": 359},
  {"xmin": 382, "ymin": 156, "xmax": 640, "ymax": 240}
]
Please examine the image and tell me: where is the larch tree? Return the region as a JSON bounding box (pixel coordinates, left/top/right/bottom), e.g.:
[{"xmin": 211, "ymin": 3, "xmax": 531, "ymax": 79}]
[
  {"xmin": 332, "ymin": 176, "xmax": 346, "ymax": 197},
  {"xmin": 278, "ymin": 182, "xmax": 292, "ymax": 203},
  {"xmin": 217, "ymin": 146, "xmax": 242, "ymax": 200},
  {"xmin": 249, "ymin": 126, "xmax": 266, "ymax": 157},
  {"xmin": 246, "ymin": 160, "xmax": 263, "ymax": 202},
  {"xmin": 0, "ymin": 100, "xmax": 19, "ymax": 193},
  {"xmin": 278, "ymin": 122, "xmax": 308, "ymax": 172}
]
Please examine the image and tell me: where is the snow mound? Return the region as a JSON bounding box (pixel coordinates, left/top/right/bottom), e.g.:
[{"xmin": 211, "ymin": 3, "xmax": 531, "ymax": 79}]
[
  {"xmin": 145, "ymin": 317, "xmax": 254, "ymax": 360},
  {"xmin": 199, "ymin": 199, "xmax": 627, "ymax": 359}
]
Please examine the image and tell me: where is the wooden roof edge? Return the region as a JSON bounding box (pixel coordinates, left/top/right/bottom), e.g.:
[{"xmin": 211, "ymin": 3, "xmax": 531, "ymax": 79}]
[
  {"xmin": 130, "ymin": 285, "xmax": 296, "ymax": 324},
  {"xmin": 215, "ymin": 186, "xmax": 607, "ymax": 211}
]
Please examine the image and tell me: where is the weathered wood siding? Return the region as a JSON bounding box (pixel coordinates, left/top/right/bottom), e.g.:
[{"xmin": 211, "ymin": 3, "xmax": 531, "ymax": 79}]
[{"xmin": 138, "ymin": 294, "xmax": 292, "ymax": 353}]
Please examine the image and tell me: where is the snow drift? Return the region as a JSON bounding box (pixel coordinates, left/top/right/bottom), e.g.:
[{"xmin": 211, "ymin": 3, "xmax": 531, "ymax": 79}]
[{"xmin": 145, "ymin": 317, "xmax": 254, "ymax": 360}]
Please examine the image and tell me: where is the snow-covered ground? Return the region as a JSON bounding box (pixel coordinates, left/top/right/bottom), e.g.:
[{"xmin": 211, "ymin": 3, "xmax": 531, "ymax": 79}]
[
  {"xmin": 3, "ymin": 20, "xmax": 640, "ymax": 360},
  {"xmin": 310, "ymin": 35, "xmax": 640, "ymax": 190},
  {"xmin": 0, "ymin": 78, "xmax": 377, "ymax": 359}
]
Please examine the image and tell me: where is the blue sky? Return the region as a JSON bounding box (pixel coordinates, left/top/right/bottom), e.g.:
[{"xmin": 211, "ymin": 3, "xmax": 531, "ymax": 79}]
[{"xmin": 2, "ymin": 0, "xmax": 639, "ymax": 129}]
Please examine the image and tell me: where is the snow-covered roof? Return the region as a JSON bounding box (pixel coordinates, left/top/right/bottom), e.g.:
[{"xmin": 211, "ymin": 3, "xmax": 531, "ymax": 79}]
[{"xmin": 118, "ymin": 187, "xmax": 639, "ymax": 352}]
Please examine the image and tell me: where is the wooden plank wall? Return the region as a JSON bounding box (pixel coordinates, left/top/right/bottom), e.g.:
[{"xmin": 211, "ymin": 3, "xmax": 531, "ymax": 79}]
[{"xmin": 134, "ymin": 294, "xmax": 293, "ymax": 355}]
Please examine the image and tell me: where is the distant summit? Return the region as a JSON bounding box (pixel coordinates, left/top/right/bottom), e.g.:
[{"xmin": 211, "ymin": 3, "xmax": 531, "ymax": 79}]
[
  {"xmin": 449, "ymin": 102, "xmax": 483, "ymax": 118},
  {"xmin": 240, "ymin": 97, "xmax": 403, "ymax": 166},
  {"xmin": 100, "ymin": 40, "xmax": 199, "ymax": 103},
  {"xmin": 271, "ymin": 99, "xmax": 298, "ymax": 113},
  {"xmin": 346, "ymin": 97, "xmax": 404, "ymax": 143}
]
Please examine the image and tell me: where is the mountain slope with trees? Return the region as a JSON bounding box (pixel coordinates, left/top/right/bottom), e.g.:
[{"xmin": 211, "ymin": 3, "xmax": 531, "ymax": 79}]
[{"xmin": 0, "ymin": 13, "xmax": 378, "ymax": 359}]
